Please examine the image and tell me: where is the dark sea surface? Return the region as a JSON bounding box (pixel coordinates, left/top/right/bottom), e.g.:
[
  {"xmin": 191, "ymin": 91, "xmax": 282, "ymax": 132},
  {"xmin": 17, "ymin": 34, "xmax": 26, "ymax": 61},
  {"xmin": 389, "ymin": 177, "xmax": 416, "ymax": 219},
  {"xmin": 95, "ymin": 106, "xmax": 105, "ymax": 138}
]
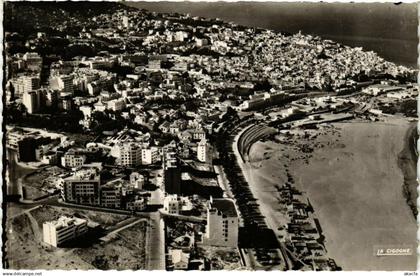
[{"xmin": 126, "ymin": 2, "xmax": 418, "ymax": 68}]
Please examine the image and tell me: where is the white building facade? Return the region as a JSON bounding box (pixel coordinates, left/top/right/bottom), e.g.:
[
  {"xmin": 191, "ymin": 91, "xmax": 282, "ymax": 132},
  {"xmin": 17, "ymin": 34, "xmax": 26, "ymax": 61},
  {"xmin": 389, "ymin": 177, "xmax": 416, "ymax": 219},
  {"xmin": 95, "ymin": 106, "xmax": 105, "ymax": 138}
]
[
  {"xmin": 204, "ymin": 198, "xmax": 238, "ymax": 247},
  {"xmin": 130, "ymin": 172, "xmax": 145, "ymax": 190},
  {"xmin": 117, "ymin": 143, "xmax": 142, "ymax": 167},
  {"xmin": 43, "ymin": 216, "xmax": 88, "ymax": 247},
  {"xmin": 197, "ymin": 138, "xmax": 211, "ymax": 163},
  {"xmin": 141, "ymin": 147, "xmax": 160, "ymax": 165},
  {"xmin": 163, "ymin": 194, "xmax": 193, "ymax": 215},
  {"xmin": 61, "ymin": 151, "xmax": 86, "ymax": 168}
]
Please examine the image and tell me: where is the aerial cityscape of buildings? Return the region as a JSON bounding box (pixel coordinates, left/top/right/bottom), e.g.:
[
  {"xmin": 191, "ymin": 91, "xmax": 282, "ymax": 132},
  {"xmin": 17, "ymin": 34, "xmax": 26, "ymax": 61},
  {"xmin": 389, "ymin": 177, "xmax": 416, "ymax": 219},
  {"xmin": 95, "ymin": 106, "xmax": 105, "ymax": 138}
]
[{"xmin": 3, "ymin": 1, "xmax": 418, "ymax": 272}]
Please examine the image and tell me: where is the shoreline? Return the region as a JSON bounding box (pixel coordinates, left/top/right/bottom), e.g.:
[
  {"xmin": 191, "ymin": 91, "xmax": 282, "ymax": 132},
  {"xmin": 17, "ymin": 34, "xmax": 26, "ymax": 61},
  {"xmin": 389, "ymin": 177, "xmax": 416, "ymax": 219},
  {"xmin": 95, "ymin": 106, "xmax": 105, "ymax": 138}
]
[
  {"xmin": 294, "ymin": 120, "xmax": 417, "ymax": 270},
  {"xmin": 233, "ymin": 127, "xmax": 285, "ymax": 235},
  {"xmin": 397, "ymin": 123, "xmax": 418, "ymax": 219},
  {"xmin": 235, "ymin": 118, "xmax": 417, "ymax": 270},
  {"xmin": 233, "ymin": 124, "xmax": 341, "ymax": 270},
  {"xmin": 232, "ymin": 126, "xmax": 290, "ymax": 270}
]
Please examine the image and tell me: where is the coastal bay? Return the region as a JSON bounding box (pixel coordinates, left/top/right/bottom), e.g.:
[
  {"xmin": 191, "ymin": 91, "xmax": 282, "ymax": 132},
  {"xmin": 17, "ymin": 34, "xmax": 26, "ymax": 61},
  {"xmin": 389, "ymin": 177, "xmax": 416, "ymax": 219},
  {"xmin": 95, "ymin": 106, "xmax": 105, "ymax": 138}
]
[{"xmin": 240, "ymin": 118, "xmax": 417, "ymax": 270}]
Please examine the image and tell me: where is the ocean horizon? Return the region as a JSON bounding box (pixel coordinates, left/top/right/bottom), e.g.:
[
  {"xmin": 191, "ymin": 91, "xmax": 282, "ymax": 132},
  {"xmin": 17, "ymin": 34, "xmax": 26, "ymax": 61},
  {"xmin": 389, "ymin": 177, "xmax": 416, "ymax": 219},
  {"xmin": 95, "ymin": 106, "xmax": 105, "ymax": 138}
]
[{"xmin": 125, "ymin": 2, "xmax": 418, "ymax": 68}]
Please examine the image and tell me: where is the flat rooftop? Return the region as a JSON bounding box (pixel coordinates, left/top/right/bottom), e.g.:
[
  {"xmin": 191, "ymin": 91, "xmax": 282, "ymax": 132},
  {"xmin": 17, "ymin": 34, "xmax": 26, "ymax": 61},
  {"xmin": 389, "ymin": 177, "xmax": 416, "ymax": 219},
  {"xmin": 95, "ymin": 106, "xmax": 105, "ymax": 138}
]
[
  {"xmin": 211, "ymin": 198, "xmax": 238, "ymax": 217},
  {"xmin": 44, "ymin": 216, "xmax": 87, "ymax": 229}
]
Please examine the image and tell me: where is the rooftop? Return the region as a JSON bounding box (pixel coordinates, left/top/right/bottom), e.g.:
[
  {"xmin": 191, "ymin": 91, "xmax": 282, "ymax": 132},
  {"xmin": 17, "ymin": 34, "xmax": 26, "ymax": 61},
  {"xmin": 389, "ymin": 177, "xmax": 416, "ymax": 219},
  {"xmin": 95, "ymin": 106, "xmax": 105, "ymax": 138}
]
[
  {"xmin": 210, "ymin": 198, "xmax": 238, "ymax": 217},
  {"xmin": 170, "ymin": 249, "xmax": 190, "ymax": 264},
  {"xmin": 44, "ymin": 216, "xmax": 87, "ymax": 229},
  {"xmin": 66, "ymin": 167, "xmax": 100, "ymax": 181}
]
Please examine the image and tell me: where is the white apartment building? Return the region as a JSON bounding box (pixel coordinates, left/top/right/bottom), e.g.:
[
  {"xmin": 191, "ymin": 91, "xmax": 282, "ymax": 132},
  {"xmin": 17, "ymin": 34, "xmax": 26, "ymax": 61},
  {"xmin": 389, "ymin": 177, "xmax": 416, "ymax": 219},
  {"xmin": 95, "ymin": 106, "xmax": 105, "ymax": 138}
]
[
  {"xmin": 117, "ymin": 143, "xmax": 142, "ymax": 167},
  {"xmin": 94, "ymin": 101, "xmax": 106, "ymax": 112},
  {"xmin": 43, "ymin": 216, "xmax": 88, "ymax": 247},
  {"xmin": 204, "ymin": 198, "xmax": 239, "ymax": 247},
  {"xmin": 22, "ymin": 88, "xmax": 48, "ymax": 114},
  {"xmin": 141, "ymin": 147, "xmax": 160, "ymax": 165},
  {"xmin": 22, "ymin": 75, "xmax": 41, "ymax": 94},
  {"xmin": 41, "ymin": 152, "xmax": 59, "ymax": 165},
  {"xmin": 87, "ymin": 82, "xmax": 100, "ymax": 96},
  {"xmin": 195, "ymin": 38, "xmax": 208, "ymax": 47},
  {"xmin": 63, "ymin": 168, "xmax": 101, "ymax": 205},
  {"xmin": 61, "ymin": 150, "xmax": 86, "ymax": 168},
  {"xmin": 192, "ymin": 128, "xmax": 206, "ymax": 141},
  {"xmin": 130, "ymin": 172, "xmax": 145, "ymax": 190},
  {"xmin": 59, "ymin": 75, "xmax": 74, "ymax": 95},
  {"xmin": 163, "ymin": 194, "xmax": 193, "ymax": 215},
  {"xmin": 174, "ymin": 31, "xmax": 188, "ymax": 42},
  {"xmin": 107, "ymin": 98, "xmax": 126, "ymax": 111},
  {"xmin": 197, "ymin": 138, "xmax": 211, "ymax": 163},
  {"xmin": 122, "ymin": 16, "xmax": 129, "ymax": 28},
  {"xmin": 126, "ymin": 198, "xmax": 146, "ymax": 211},
  {"xmin": 163, "ymin": 194, "xmax": 181, "ymax": 214},
  {"xmin": 50, "ymin": 74, "xmax": 74, "ymax": 95},
  {"xmin": 100, "ymin": 187, "xmax": 121, "ymax": 208},
  {"xmin": 22, "ymin": 90, "xmax": 39, "ymax": 114},
  {"xmin": 7, "ymin": 131, "xmax": 23, "ymax": 149}
]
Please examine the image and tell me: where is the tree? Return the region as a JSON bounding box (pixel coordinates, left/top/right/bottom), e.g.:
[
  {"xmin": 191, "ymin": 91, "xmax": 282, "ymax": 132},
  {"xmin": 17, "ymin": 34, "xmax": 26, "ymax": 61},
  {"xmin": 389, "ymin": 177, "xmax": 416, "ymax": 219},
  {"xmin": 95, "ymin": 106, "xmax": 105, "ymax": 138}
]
[
  {"xmin": 91, "ymin": 111, "xmax": 124, "ymax": 133},
  {"xmin": 5, "ymin": 102, "xmax": 26, "ymax": 122},
  {"xmin": 62, "ymin": 110, "xmax": 84, "ymax": 133}
]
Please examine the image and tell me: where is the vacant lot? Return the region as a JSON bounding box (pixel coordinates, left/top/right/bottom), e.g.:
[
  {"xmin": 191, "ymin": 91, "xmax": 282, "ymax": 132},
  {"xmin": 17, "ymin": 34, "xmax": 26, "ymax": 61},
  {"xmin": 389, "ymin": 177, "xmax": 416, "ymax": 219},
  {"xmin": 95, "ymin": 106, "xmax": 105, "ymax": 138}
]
[
  {"xmin": 75, "ymin": 221, "xmax": 147, "ymax": 270},
  {"xmin": 5, "ymin": 205, "xmax": 146, "ymax": 270},
  {"xmin": 22, "ymin": 166, "xmax": 66, "ymax": 199},
  {"xmin": 5, "ymin": 209, "xmax": 93, "ymax": 269},
  {"xmin": 198, "ymin": 246, "xmax": 243, "ymax": 270}
]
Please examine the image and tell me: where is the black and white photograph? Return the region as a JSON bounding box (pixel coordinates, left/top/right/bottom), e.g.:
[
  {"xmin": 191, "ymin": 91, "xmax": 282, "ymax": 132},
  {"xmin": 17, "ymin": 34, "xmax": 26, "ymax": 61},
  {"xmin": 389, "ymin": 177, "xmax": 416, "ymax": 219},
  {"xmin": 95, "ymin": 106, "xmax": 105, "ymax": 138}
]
[{"xmin": 1, "ymin": 0, "xmax": 418, "ymax": 273}]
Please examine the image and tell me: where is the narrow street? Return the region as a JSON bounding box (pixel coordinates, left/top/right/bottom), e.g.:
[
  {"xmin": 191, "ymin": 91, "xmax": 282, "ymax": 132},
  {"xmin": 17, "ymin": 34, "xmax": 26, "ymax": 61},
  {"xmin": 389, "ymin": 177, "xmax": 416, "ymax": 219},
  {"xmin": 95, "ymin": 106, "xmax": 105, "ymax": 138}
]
[
  {"xmin": 101, "ymin": 218, "xmax": 147, "ymax": 242},
  {"xmin": 145, "ymin": 212, "xmax": 165, "ymax": 270}
]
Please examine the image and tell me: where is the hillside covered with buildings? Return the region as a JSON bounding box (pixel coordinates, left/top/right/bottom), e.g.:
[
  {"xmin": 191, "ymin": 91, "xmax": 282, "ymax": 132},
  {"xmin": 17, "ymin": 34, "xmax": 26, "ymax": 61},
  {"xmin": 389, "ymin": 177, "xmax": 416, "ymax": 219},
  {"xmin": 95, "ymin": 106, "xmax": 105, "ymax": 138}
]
[{"xmin": 3, "ymin": 1, "xmax": 417, "ymax": 271}]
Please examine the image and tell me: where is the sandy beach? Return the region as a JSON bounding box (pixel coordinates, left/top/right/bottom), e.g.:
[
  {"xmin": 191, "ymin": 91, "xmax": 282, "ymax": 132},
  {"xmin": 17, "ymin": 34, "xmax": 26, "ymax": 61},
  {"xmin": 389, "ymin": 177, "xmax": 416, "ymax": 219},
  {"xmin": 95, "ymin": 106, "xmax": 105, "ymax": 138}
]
[
  {"xmin": 233, "ymin": 128, "xmax": 289, "ymax": 236},
  {"xmin": 239, "ymin": 117, "xmax": 417, "ymax": 270}
]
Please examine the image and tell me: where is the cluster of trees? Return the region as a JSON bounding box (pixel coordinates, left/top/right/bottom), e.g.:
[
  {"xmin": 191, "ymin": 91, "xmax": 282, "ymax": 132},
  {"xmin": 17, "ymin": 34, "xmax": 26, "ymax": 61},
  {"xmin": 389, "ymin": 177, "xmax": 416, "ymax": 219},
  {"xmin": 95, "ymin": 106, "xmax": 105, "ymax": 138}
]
[
  {"xmin": 378, "ymin": 99, "xmax": 416, "ymax": 117},
  {"xmin": 90, "ymin": 111, "xmax": 125, "ymax": 133},
  {"xmin": 6, "ymin": 103, "xmax": 85, "ymax": 133}
]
